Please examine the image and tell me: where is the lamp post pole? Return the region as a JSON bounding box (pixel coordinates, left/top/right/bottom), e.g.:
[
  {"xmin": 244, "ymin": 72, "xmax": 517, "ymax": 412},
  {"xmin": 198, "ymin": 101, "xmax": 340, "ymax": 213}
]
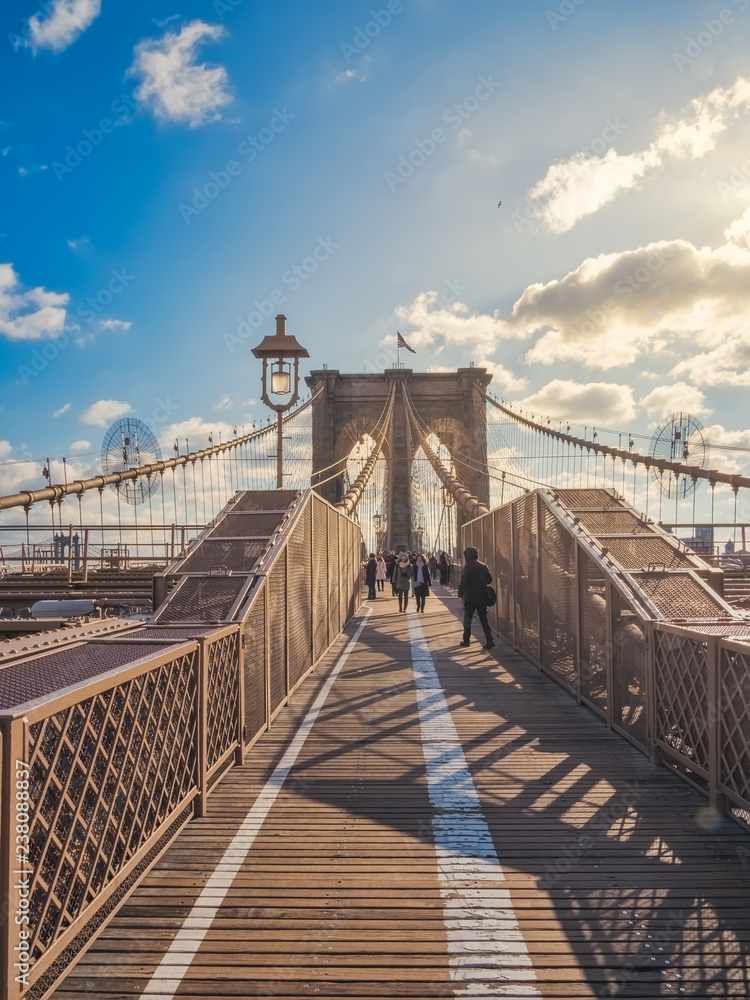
[
  {"xmin": 276, "ymin": 412, "xmax": 284, "ymax": 489},
  {"xmin": 251, "ymin": 315, "xmax": 310, "ymax": 490}
]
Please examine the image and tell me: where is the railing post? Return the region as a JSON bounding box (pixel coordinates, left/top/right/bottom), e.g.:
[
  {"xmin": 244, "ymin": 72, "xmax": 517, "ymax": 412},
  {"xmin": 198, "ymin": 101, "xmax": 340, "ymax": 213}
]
[
  {"xmin": 604, "ymin": 579, "xmax": 614, "ymax": 730},
  {"xmin": 81, "ymin": 529, "xmax": 89, "ymax": 584},
  {"xmin": 170, "ymin": 524, "xmax": 176, "ymax": 562},
  {"xmin": 325, "ymin": 506, "xmax": 331, "ymax": 650},
  {"xmin": 510, "ymin": 501, "xmax": 518, "ymax": 646},
  {"xmin": 195, "ymin": 638, "xmax": 208, "ymax": 818},
  {"xmin": 707, "ymin": 636, "xmax": 726, "ymax": 815},
  {"xmin": 66, "ymin": 524, "xmax": 74, "ymax": 584},
  {"xmin": 536, "ymin": 494, "xmax": 543, "ymax": 667},
  {"xmin": 235, "ymin": 625, "xmax": 245, "ymax": 765},
  {"xmin": 285, "ymin": 543, "xmax": 290, "ymax": 698},
  {"xmin": 1, "ymin": 716, "xmax": 29, "ymax": 1000},
  {"xmin": 264, "ymin": 582, "xmax": 272, "ymax": 731},
  {"xmin": 646, "ymin": 623, "xmax": 662, "ymax": 765},
  {"xmin": 310, "ymin": 499, "xmax": 316, "ymax": 666},
  {"xmin": 573, "ymin": 541, "xmax": 582, "ymax": 703}
]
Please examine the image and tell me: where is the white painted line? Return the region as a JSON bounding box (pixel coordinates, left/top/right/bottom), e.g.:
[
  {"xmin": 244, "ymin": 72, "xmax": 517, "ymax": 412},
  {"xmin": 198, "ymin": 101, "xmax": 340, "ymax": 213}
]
[
  {"xmin": 406, "ymin": 609, "xmax": 541, "ymax": 998},
  {"xmin": 142, "ymin": 608, "xmax": 373, "ymax": 997}
]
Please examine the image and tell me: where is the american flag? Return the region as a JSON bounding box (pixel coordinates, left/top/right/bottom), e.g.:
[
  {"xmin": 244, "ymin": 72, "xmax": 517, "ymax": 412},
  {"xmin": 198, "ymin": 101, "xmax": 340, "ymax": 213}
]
[{"xmin": 397, "ymin": 332, "xmax": 416, "ymax": 354}]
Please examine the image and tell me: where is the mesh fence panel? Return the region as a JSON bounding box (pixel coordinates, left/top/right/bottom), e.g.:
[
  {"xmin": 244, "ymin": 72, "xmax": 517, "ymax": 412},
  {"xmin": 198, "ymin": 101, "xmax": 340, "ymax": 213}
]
[
  {"xmin": 231, "ymin": 490, "xmax": 299, "ymax": 511},
  {"xmin": 268, "ymin": 551, "xmax": 287, "ymax": 713},
  {"xmin": 208, "ymin": 512, "xmax": 286, "ymax": 537},
  {"xmin": 178, "ymin": 539, "xmax": 266, "ymax": 574},
  {"xmin": 554, "ymin": 488, "xmax": 620, "ymax": 509},
  {"xmin": 539, "ymin": 506, "xmax": 577, "ymax": 687},
  {"xmin": 579, "ymin": 548, "xmax": 608, "ymax": 712},
  {"xmin": 287, "ymin": 501, "xmax": 313, "ymax": 689},
  {"xmin": 26, "ymin": 649, "xmax": 198, "ymax": 960},
  {"xmin": 655, "ymin": 629, "xmax": 709, "ymax": 772},
  {"xmin": 572, "ymin": 510, "xmax": 654, "ymax": 535},
  {"xmin": 720, "ymin": 646, "xmax": 750, "ymax": 805},
  {"xmin": 482, "ymin": 514, "xmax": 496, "ymax": 632},
  {"xmin": 0, "ymin": 642, "xmax": 173, "ymax": 712},
  {"xmin": 514, "ymin": 494, "xmax": 539, "ymax": 662},
  {"xmin": 494, "ymin": 506, "xmax": 513, "ymax": 643},
  {"xmin": 599, "ymin": 535, "xmax": 694, "ymax": 570},
  {"xmin": 242, "ymin": 583, "xmax": 266, "ymax": 744},
  {"xmin": 611, "ymin": 589, "xmax": 647, "ymax": 747},
  {"xmin": 205, "ymin": 631, "xmax": 240, "ymax": 768},
  {"xmin": 634, "ymin": 573, "xmax": 732, "ymax": 619},
  {"xmin": 157, "ymin": 576, "xmax": 246, "ymax": 624}
]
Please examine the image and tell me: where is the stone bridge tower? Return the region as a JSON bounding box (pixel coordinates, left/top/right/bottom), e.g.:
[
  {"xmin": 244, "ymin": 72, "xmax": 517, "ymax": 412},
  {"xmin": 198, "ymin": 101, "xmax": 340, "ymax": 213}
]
[{"xmin": 306, "ymin": 368, "xmax": 492, "ymax": 550}]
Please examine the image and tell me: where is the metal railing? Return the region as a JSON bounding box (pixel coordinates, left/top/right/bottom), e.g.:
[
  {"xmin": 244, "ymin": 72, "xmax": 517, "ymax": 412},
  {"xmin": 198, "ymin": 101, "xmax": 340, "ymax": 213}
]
[
  {"xmin": 461, "ymin": 488, "xmax": 750, "ymax": 830},
  {"xmin": 0, "ymin": 489, "xmax": 362, "ymax": 999},
  {"xmin": 0, "ymin": 525, "xmax": 209, "ymax": 582}
]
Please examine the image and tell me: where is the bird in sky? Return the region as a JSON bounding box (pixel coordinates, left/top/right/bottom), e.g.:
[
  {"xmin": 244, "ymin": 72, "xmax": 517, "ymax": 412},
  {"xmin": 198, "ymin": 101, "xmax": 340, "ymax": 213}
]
[{"xmin": 497, "ymin": 201, "xmax": 502, "ymax": 207}]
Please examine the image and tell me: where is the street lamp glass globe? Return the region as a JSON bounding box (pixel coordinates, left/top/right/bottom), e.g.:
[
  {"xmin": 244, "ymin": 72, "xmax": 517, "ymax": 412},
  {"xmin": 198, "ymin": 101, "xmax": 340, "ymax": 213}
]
[{"xmin": 271, "ymin": 363, "xmax": 291, "ymax": 395}]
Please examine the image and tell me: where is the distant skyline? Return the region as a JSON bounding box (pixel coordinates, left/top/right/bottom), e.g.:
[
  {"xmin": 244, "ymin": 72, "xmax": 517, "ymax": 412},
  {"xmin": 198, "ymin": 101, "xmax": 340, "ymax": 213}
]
[{"xmin": 1, "ymin": 0, "xmax": 750, "ymax": 522}]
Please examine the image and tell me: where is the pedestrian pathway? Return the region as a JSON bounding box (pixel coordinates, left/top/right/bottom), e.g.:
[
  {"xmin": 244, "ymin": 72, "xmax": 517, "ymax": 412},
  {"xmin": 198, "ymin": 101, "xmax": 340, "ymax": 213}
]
[{"xmin": 52, "ymin": 586, "xmax": 750, "ymax": 999}]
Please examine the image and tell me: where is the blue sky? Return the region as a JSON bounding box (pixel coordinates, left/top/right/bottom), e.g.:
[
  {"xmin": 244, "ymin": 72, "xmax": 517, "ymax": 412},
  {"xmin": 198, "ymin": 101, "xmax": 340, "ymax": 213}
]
[{"xmin": 1, "ymin": 0, "xmax": 750, "ymax": 521}]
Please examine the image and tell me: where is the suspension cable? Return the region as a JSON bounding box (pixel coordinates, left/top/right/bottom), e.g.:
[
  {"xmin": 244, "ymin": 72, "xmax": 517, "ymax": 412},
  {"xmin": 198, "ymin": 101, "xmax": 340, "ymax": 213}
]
[
  {"xmin": 0, "ymin": 386, "xmax": 322, "ymax": 513},
  {"xmin": 486, "ymin": 394, "xmax": 749, "ymax": 494},
  {"xmin": 402, "ymin": 384, "xmax": 489, "ymax": 519},
  {"xmin": 334, "ymin": 384, "xmax": 395, "ymax": 514}
]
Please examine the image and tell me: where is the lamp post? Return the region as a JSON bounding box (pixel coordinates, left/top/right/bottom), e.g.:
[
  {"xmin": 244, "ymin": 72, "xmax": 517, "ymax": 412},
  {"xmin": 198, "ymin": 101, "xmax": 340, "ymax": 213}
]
[
  {"xmin": 372, "ymin": 512, "xmax": 384, "ymax": 551},
  {"xmin": 252, "ymin": 315, "xmax": 310, "ymax": 488}
]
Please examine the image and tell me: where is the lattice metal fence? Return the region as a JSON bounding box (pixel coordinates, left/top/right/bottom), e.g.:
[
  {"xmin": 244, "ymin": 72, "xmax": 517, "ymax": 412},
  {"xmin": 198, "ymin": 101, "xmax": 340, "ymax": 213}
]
[
  {"xmin": 0, "ymin": 487, "xmax": 362, "ymax": 1000},
  {"xmin": 460, "ymin": 486, "xmax": 750, "ymax": 830}
]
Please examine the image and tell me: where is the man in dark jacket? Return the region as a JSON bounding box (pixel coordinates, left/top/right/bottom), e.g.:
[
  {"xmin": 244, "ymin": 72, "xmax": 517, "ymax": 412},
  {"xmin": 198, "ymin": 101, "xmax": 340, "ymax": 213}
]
[
  {"xmin": 365, "ymin": 553, "xmax": 378, "ymax": 600},
  {"xmin": 457, "ymin": 546, "xmax": 494, "ymax": 649}
]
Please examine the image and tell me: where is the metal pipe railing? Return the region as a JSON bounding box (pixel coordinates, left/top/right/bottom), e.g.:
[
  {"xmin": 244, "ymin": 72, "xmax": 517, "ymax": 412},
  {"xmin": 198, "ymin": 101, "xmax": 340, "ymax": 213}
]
[
  {"xmin": 0, "ymin": 390, "xmax": 321, "ymax": 514},
  {"xmin": 488, "ymin": 394, "xmax": 750, "ymax": 493}
]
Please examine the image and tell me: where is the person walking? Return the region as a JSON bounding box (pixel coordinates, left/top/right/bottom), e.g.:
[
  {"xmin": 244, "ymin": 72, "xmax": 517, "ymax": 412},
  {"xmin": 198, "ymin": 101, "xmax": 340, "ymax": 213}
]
[
  {"xmin": 458, "ymin": 546, "xmax": 494, "ymax": 649},
  {"xmin": 413, "ymin": 553, "xmax": 431, "ymax": 613},
  {"xmin": 438, "ymin": 552, "xmax": 449, "ymax": 585},
  {"xmin": 375, "ymin": 551, "xmax": 387, "ymax": 592},
  {"xmin": 386, "ymin": 551, "xmax": 396, "ymax": 594},
  {"xmin": 365, "ymin": 553, "xmax": 378, "ymax": 600},
  {"xmin": 393, "ymin": 552, "xmax": 414, "ymax": 612}
]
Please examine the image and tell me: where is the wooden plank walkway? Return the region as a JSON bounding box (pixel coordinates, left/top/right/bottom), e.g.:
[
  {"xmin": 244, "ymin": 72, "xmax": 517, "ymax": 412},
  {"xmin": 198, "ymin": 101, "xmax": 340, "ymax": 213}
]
[{"xmin": 52, "ymin": 586, "xmax": 750, "ymax": 999}]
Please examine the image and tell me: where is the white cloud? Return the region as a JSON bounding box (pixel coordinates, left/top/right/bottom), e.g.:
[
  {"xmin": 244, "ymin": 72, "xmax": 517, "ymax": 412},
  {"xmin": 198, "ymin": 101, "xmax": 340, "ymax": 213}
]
[
  {"xmin": 638, "ymin": 383, "xmax": 711, "ymax": 420},
  {"xmin": 473, "ymin": 359, "xmax": 528, "ymax": 394},
  {"xmin": 528, "ymin": 78, "xmax": 750, "ymax": 233},
  {"xmin": 214, "ymin": 394, "xmax": 232, "ymax": 410},
  {"xmin": 0, "ymin": 440, "xmax": 11, "ymax": 459},
  {"xmin": 53, "ymin": 402, "xmax": 71, "ymax": 418},
  {"xmin": 79, "ymin": 399, "xmax": 132, "ymax": 427},
  {"xmin": 528, "ymin": 148, "xmax": 660, "ymax": 235},
  {"xmin": 97, "ymin": 318, "xmax": 132, "ymax": 331},
  {"xmin": 505, "ymin": 228, "xmax": 750, "ymax": 371},
  {"xmin": 159, "ymin": 416, "xmax": 234, "ymax": 453},
  {"xmin": 519, "ymin": 380, "xmax": 636, "ymax": 425},
  {"xmin": 724, "ymin": 206, "xmax": 750, "ymax": 248},
  {"xmin": 27, "ymin": 0, "xmax": 101, "ymax": 54},
  {"xmin": 393, "ymin": 290, "xmax": 511, "ymax": 359},
  {"xmin": 69, "ymin": 439, "xmax": 91, "ymax": 451},
  {"xmin": 0, "ymin": 264, "xmax": 68, "ymax": 340},
  {"xmin": 130, "ymin": 21, "xmax": 231, "ymax": 127},
  {"xmin": 673, "ymin": 334, "xmax": 750, "ymax": 387}
]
